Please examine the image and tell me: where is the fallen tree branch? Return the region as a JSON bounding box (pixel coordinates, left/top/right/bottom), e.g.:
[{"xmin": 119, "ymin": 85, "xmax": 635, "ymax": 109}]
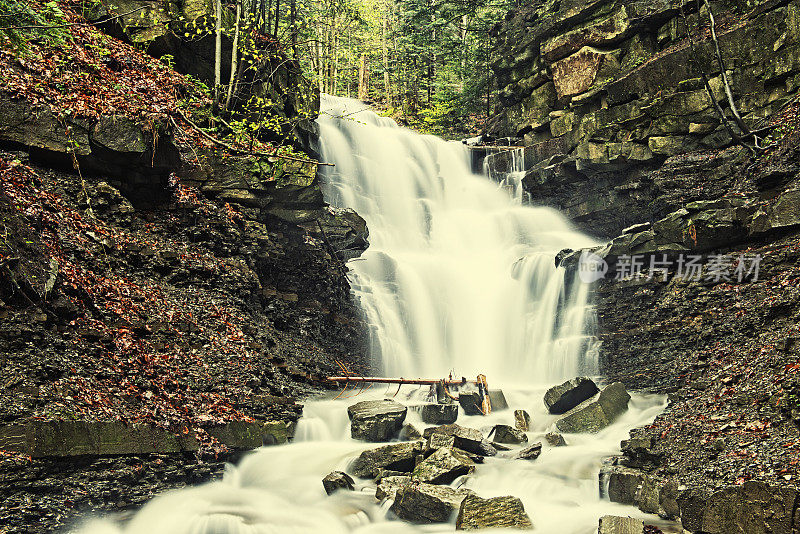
[
  {"xmin": 700, "ymin": 0, "xmax": 758, "ymax": 144},
  {"xmin": 171, "ymin": 108, "xmax": 334, "ymax": 166},
  {"xmin": 680, "ymin": 2, "xmax": 760, "ymax": 155}
]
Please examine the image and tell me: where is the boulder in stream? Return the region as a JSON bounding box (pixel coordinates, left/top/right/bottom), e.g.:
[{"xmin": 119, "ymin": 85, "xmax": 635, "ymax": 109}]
[
  {"xmin": 545, "ymin": 432, "xmax": 567, "ymax": 447},
  {"xmin": 487, "ymin": 390, "xmax": 508, "ymax": 410},
  {"xmin": 350, "ymin": 441, "xmax": 423, "ymax": 478},
  {"xmin": 423, "ymin": 424, "xmax": 486, "ymax": 455},
  {"xmin": 455, "ymin": 494, "xmax": 534, "ymax": 530},
  {"xmin": 390, "ymin": 483, "xmax": 473, "ymax": 523},
  {"xmin": 347, "ymin": 399, "xmax": 407, "ymax": 442},
  {"xmin": 413, "ymin": 446, "xmax": 475, "ymax": 484},
  {"xmin": 516, "ymin": 442, "xmax": 542, "ymax": 461},
  {"xmin": 490, "ymin": 424, "xmax": 528, "ymax": 444},
  {"xmin": 459, "ymin": 392, "xmax": 484, "ymax": 415},
  {"xmin": 555, "ymin": 382, "xmax": 631, "ymax": 434},
  {"xmin": 597, "ymin": 515, "xmax": 644, "ymax": 534},
  {"xmin": 544, "ymin": 377, "xmax": 600, "ymax": 414},
  {"xmin": 376, "ymin": 475, "xmax": 411, "ymax": 500},
  {"xmin": 399, "ymin": 423, "xmax": 422, "ymax": 441},
  {"xmin": 421, "ymin": 403, "xmax": 459, "ymax": 425},
  {"xmin": 322, "ymin": 471, "xmax": 355, "ymax": 495},
  {"xmin": 515, "ymin": 409, "xmax": 531, "ymax": 431}
]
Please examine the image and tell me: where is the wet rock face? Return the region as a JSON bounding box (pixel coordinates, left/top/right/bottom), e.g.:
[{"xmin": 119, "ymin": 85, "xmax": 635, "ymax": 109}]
[
  {"xmin": 413, "ymin": 447, "xmax": 475, "ymax": 485},
  {"xmin": 322, "ymin": 471, "xmax": 355, "ymax": 495},
  {"xmin": 455, "ymin": 494, "xmax": 534, "ymax": 530},
  {"xmin": 555, "ymin": 382, "xmax": 631, "ymax": 433},
  {"xmin": 678, "ymin": 481, "xmax": 800, "ymax": 534},
  {"xmin": 544, "ymin": 377, "xmax": 600, "ymax": 414},
  {"xmin": 0, "ymin": 98, "xmax": 179, "ymax": 205},
  {"xmin": 487, "ymin": 0, "xmax": 800, "ymax": 237},
  {"xmin": 350, "ymin": 441, "xmax": 423, "ymax": 478},
  {"xmin": 347, "ymin": 400, "xmax": 408, "ymax": 442},
  {"xmin": 390, "ymin": 483, "xmax": 473, "ymax": 523}
]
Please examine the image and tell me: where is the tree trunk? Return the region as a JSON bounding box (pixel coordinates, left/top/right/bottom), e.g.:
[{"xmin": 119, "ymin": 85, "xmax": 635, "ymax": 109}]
[
  {"xmin": 358, "ymin": 53, "xmax": 369, "ymax": 101},
  {"xmin": 214, "ymin": 0, "xmax": 222, "ymax": 107},
  {"xmin": 274, "ymin": 0, "xmax": 280, "ymax": 37},
  {"xmin": 225, "ymin": 1, "xmax": 242, "ymax": 111},
  {"xmin": 382, "ymin": 13, "xmax": 391, "ymax": 104},
  {"xmin": 333, "ymin": 26, "xmax": 339, "ymax": 95},
  {"xmin": 290, "ymin": 0, "xmax": 297, "ymax": 58}
]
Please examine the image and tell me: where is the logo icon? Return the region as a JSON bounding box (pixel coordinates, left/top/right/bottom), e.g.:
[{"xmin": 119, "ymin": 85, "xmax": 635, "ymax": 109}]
[{"xmin": 578, "ymin": 251, "xmax": 608, "ymax": 283}]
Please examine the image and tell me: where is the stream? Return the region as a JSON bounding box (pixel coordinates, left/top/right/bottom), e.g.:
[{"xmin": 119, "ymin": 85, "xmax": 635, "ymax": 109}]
[{"xmin": 77, "ymin": 96, "xmax": 672, "ymax": 534}]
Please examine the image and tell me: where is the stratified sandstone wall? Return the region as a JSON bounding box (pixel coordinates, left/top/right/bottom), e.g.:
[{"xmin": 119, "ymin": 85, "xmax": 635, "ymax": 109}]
[{"xmin": 487, "ymin": 0, "xmax": 800, "ymax": 237}]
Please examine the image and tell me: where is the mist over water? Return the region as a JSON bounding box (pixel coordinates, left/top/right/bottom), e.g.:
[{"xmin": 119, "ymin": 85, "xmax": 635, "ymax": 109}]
[
  {"xmin": 316, "ymin": 96, "xmax": 598, "ymax": 383},
  {"xmin": 74, "ymin": 97, "xmax": 670, "ymax": 534}
]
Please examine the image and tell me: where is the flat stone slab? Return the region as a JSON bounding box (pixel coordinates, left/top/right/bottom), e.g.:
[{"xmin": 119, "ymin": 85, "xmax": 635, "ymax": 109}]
[
  {"xmin": 347, "ymin": 399, "xmax": 407, "ymax": 442},
  {"xmin": 544, "ymin": 377, "xmax": 600, "ymax": 414},
  {"xmin": 423, "ymin": 424, "xmax": 488, "ymax": 455},
  {"xmin": 413, "ymin": 446, "xmax": 475, "ymax": 485},
  {"xmin": 487, "ymin": 390, "xmax": 508, "ymax": 410},
  {"xmin": 391, "ymin": 483, "xmax": 473, "ymax": 523},
  {"xmin": 0, "ymin": 420, "xmax": 290, "ymax": 458},
  {"xmin": 555, "ymin": 382, "xmax": 631, "ymax": 433},
  {"xmin": 456, "ymin": 494, "xmax": 534, "ymax": 530}
]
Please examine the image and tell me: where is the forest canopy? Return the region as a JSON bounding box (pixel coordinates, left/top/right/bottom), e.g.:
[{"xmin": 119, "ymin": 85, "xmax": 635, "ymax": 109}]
[{"xmin": 238, "ymin": 0, "xmax": 517, "ymax": 136}]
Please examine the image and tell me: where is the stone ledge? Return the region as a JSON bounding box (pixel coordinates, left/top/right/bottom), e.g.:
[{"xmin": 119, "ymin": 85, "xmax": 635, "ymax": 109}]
[{"xmin": 0, "ymin": 420, "xmax": 292, "ymax": 458}]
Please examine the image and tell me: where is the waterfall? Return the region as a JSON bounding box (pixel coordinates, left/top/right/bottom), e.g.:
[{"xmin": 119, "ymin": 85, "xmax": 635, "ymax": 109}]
[
  {"xmin": 74, "ymin": 98, "xmax": 671, "ymax": 534},
  {"xmin": 316, "ymin": 95, "xmax": 598, "ymax": 384}
]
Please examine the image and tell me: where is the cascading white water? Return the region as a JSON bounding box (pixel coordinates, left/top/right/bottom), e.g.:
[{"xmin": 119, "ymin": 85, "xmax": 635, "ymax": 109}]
[
  {"xmin": 75, "ymin": 97, "xmax": 673, "ymax": 534},
  {"xmin": 316, "ymin": 96, "xmax": 598, "ymax": 383}
]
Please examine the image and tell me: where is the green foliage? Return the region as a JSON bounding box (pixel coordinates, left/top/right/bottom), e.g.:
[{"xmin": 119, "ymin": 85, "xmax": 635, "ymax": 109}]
[
  {"xmin": 0, "ymin": 0, "xmax": 70, "ymax": 51},
  {"xmin": 289, "ymin": 0, "xmax": 515, "ymax": 136}
]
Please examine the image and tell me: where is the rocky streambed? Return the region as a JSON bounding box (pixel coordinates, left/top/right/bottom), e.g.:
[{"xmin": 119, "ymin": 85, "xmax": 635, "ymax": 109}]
[{"xmin": 75, "ymin": 378, "xmax": 675, "ymax": 534}]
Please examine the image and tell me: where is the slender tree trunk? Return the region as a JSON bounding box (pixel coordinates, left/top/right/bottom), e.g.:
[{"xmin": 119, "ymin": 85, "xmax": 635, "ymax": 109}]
[
  {"xmin": 214, "ymin": 0, "xmax": 222, "ymax": 107},
  {"xmin": 225, "ymin": 1, "xmax": 242, "ymax": 111},
  {"xmin": 274, "ymin": 0, "xmax": 280, "ymax": 37},
  {"xmin": 315, "ymin": 23, "xmax": 324, "ymax": 93},
  {"xmin": 382, "ymin": 13, "xmax": 390, "ymax": 103},
  {"xmin": 333, "ymin": 27, "xmax": 339, "ymax": 95},
  {"xmin": 358, "ymin": 53, "xmax": 369, "ymax": 101},
  {"xmin": 290, "ymin": 0, "xmax": 297, "ymax": 58}
]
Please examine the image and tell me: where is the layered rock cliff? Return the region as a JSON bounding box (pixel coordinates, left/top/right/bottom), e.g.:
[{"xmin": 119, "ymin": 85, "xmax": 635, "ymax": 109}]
[
  {"xmin": 488, "ymin": 0, "xmax": 800, "ymax": 237},
  {"xmin": 488, "ymin": 1, "xmax": 800, "ymax": 532}
]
